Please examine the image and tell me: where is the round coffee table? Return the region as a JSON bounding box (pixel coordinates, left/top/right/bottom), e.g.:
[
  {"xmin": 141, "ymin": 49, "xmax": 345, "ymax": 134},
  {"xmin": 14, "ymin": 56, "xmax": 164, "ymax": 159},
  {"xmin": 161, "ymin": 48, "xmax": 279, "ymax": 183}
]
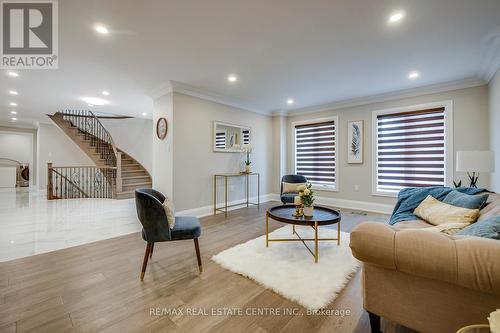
[{"xmin": 266, "ymin": 205, "xmax": 341, "ymax": 263}]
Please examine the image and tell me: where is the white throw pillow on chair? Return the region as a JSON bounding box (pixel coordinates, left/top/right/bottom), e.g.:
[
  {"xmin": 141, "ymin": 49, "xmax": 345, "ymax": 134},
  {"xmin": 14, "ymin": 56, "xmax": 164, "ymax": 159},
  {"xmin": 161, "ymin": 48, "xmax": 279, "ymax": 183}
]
[{"xmin": 162, "ymin": 198, "xmax": 175, "ymax": 229}]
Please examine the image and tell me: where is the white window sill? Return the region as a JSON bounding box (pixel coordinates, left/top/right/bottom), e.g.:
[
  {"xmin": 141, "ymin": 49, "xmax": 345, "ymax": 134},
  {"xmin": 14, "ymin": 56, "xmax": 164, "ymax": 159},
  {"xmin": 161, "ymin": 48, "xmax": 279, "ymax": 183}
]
[
  {"xmin": 372, "ymin": 191, "xmax": 398, "ymax": 198},
  {"xmin": 313, "ymin": 185, "xmax": 338, "ymax": 193}
]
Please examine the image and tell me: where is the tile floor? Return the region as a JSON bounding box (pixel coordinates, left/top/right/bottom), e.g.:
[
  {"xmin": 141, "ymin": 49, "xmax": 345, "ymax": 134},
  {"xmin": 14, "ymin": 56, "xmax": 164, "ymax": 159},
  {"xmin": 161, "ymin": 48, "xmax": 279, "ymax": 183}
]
[{"xmin": 0, "ymin": 188, "xmax": 141, "ymax": 262}]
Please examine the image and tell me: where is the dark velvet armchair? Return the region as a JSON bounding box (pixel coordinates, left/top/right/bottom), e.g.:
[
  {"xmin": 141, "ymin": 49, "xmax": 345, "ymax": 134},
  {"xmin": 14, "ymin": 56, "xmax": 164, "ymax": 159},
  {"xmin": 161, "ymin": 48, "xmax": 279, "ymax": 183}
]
[
  {"xmin": 280, "ymin": 174, "xmax": 307, "ymax": 204},
  {"xmin": 135, "ymin": 188, "xmax": 202, "ymax": 280}
]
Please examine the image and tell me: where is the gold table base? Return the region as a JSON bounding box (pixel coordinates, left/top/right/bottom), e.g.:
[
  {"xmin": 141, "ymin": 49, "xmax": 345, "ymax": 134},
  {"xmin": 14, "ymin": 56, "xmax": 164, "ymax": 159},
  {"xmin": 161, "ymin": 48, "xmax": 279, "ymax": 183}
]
[{"xmin": 265, "ymin": 212, "xmax": 340, "ymax": 263}]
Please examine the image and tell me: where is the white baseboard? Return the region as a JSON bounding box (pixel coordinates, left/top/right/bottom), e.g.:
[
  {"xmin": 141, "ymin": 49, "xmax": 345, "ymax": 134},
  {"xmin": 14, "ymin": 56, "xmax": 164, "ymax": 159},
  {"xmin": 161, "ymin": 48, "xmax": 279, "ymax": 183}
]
[
  {"xmin": 176, "ymin": 193, "xmax": 393, "ymax": 218},
  {"xmin": 314, "ymin": 196, "xmax": 394, "ymax": 215},
  {"xmin": 176, "ymin": 193, "xmax": 278, "ymax": 218}
]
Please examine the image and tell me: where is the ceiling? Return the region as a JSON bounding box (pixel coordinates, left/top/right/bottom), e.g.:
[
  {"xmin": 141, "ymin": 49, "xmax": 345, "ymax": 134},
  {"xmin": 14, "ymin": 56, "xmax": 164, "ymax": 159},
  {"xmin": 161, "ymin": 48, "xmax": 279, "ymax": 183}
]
[{"xmin": 1, "ymin": 0, "xmax": 500, "ymax": 125}]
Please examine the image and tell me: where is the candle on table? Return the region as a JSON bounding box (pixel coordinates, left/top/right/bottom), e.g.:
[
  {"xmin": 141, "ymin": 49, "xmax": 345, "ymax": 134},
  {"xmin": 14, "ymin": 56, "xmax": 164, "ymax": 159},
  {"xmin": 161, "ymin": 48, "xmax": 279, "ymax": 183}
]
[{"xmin": 294, "ymin": 196, "xmax": 302, "ymax": 206}]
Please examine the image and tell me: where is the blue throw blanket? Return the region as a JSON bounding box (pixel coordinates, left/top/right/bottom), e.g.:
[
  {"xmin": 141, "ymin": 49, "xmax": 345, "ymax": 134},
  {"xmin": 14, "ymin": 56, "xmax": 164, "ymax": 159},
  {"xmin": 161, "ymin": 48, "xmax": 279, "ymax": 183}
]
[{"xmin": 389, "ymin": 187, "xmax": 487, "ymax": 225}]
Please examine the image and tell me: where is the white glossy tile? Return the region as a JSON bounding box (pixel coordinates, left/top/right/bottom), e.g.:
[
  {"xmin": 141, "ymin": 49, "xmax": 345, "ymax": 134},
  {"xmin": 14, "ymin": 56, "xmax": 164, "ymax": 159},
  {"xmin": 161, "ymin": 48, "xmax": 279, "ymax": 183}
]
[{"xmin": 0, "ymin": 188, "xmax": 141, "ymax": 262}]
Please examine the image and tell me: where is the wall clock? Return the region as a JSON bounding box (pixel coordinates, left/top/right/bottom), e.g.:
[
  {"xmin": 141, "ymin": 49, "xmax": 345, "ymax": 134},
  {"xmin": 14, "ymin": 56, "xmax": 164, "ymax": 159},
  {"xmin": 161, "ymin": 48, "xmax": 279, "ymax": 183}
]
[{"xmin": 156, "ymin": 117, "xmax": 168, "ymax": 140}]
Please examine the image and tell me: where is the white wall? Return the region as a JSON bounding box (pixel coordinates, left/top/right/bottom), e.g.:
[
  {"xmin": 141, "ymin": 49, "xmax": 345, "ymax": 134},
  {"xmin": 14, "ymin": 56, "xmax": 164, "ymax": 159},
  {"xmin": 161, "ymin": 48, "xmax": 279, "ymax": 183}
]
[
  {"xmin": 0, "ymin": 131, "xmax": 34, "ymax": 186},
  {"xmin": 286, "ymin": 85, "xmax": 491, "ymax": 207},
  {"xmin": 489, "ymin": 68, "xmax": 500, "ymax": 192},
  {"xmin": 37, "ymin": 123, "xmax": 95, "ymax": 190},
  {"xmin": 101, "ymin": 118, "xmax": 153, "ymax": 173},
  {"xmin": 172, "ymin": 92, "xmax": 274, "ymax": 211},
  {"xmin": 152, "ymin": 92, "xmax": 174, "ymax": 198},
  {"xmin": 0, "ymin": 131, "xmax": 33, "ymax": 165}
]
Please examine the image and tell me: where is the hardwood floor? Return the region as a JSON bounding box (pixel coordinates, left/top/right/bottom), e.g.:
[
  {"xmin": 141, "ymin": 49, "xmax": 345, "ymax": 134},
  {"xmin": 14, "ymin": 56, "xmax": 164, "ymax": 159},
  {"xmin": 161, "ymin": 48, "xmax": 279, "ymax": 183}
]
[{"xmin": 0, "ymin": 202, "xmax": 415, "ymax": 333}]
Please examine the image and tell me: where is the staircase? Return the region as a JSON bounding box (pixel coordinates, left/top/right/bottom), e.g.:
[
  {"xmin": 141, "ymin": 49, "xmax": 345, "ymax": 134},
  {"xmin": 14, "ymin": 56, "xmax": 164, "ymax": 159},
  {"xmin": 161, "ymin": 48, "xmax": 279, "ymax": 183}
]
[{"xmin": 48, "ymin": 110, "xmax": 151, "ymax": 199}]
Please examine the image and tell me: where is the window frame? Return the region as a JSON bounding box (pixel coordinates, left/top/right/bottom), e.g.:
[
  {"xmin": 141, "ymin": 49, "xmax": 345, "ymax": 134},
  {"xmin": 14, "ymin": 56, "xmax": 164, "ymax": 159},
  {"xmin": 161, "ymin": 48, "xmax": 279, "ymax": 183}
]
[
  {"xmin": 291, "ymin": 116, "xmax": 339, "ymax": 192},
  {"xmin": 371, "ymin": 101, "xmax": 454, "ymax": 197}
]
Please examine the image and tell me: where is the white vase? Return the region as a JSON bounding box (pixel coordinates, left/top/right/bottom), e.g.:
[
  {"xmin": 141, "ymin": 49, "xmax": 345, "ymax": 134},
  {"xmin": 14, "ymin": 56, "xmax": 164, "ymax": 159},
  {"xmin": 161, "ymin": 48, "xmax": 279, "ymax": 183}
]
[
  {"xmin": 303, "ymin": 206, "xmax": 313, "ymax": 217},
  {"xmin": 245, "ymin": 164, "xmax": 251, "ymax": 173}
]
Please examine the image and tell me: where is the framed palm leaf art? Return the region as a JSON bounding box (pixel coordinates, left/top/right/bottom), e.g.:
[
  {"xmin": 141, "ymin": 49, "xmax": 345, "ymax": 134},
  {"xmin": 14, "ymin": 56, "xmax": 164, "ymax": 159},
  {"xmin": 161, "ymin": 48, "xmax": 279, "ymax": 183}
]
[{"xmin": 348, "ymin": 120, "xmax": 363, "ymax": 164}]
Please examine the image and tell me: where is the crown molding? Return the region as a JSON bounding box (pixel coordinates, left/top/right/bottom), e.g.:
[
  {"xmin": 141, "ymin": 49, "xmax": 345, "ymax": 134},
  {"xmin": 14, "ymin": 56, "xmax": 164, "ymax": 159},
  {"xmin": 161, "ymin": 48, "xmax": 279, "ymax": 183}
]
[
  {"xmin": 477, "ymin": 27, "xmax": 500, "ymax": 82},
  {"xmin": 169, "ymin": 81, "xmax": 268, "ymax": 115},
  {"xmin": 146, "ymin": 82, "xmax": 173, "ymax": 100},
  {"xmin": 282, "ymin": 77, "xmax": 486, "ymax": 116}
]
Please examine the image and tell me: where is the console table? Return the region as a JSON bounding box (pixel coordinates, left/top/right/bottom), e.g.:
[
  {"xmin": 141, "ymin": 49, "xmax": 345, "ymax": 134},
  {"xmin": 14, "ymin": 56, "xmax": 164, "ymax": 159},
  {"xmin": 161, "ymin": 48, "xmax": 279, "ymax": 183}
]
[{"xmin": 213, "ymin": 173, "xmax": 260, "ymax": 217}]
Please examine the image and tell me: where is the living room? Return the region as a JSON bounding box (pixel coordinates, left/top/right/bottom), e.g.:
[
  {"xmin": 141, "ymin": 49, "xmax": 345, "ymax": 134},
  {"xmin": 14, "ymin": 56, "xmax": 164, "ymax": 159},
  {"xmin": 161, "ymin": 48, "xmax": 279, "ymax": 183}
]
[{"xmin": 0, "ymin": 1, "xmax": 500, "ymax": 332}]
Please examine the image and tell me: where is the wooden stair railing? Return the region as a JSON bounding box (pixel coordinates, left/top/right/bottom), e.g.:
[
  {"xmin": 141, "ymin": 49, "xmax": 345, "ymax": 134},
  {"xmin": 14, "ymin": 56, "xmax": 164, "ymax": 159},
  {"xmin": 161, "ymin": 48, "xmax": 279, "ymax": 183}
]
[
  {"xmin": 47, "ymin": 109, "xmax": 151, "ymax": 200},
  {"xmin": 47, "ymin": 163, "xmax": 116, "ymax": 199},
  {"xmin": 57, "ymin": 110, "xmax": 123, "ymax": 193}
]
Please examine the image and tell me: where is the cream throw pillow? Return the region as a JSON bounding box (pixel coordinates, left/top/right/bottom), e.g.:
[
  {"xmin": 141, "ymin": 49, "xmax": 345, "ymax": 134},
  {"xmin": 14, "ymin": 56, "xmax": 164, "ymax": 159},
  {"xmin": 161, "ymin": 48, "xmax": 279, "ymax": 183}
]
[
  {"xmin": 162, "ymin": 198, "xmax": 175, "ymax": 229},
  {"xmin": 282, "ymin": 182, "xmax": 306, "ymax": 193},
  {"xmin": 424, "ymin": 222, "xmax": 471, "ymax": 235},
  {"xmin": 414, "ymin": 195, "xmax": 480, "ymax": 226}
]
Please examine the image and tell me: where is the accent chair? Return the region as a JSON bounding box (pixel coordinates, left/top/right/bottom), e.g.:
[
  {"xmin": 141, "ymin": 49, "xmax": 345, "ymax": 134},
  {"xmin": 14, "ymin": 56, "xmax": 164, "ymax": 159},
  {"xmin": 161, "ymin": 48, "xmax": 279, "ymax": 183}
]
[
  {"xmin": 280, "ymin": 174, "xmax": 307, "ymax": 204},
  {"xmin": 135, "ymin": 188, "xmax": 202, "ymax": 280}
]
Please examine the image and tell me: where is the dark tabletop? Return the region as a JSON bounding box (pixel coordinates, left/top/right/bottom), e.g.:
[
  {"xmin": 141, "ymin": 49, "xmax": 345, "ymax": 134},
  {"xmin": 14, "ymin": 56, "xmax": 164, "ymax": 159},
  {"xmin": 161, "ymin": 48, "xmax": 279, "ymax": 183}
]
[{"xmin": 267, "ymin": 205, "xmax": 341, "ymax": 226}]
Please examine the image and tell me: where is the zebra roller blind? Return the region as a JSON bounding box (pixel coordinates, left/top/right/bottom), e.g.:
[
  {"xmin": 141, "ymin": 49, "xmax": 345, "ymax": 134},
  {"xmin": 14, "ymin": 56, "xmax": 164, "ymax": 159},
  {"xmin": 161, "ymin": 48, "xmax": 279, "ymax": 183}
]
[
  {"xmin": 295, "ymin": 120, "xmax": 336, "ymax": 187},
  {"xmin": 376, "ymin": 107, "xmax": 446, "ymax": 194},
  {"xmin": 242, "ymin": 130, "xmax": 250, "ymax": 145},
  {"xmin": 215, "ymin": 131, "xmax": 226, "ymax": 149}
]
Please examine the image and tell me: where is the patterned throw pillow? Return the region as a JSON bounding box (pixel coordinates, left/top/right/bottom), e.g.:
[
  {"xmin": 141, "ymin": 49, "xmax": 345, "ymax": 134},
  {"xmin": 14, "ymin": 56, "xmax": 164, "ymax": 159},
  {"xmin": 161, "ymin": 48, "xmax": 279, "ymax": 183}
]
[
  {"xmin": 162, "ymin": 198, "xmax": 175, "ymax": 229},
  {"xmin": 414, "ymin": 195, "xmax": 480, "ymax": 226},
  {"xmin": 442, "ymin": 191, "xmax": 489, "ymax": 209},
  {"xmin": 282, "ymin": 182, "xmax": 306, "ymax": 193},
  {"xmin": 456, "ymin": 216, "xmax": 500, "ymax": 239}
]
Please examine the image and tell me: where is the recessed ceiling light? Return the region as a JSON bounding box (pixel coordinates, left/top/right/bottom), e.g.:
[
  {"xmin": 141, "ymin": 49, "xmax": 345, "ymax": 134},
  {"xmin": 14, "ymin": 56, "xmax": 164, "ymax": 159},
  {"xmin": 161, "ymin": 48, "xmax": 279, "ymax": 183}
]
[
  {"xmin": 10, "ymin": 111, "xmax": 17, "ymax": 115},
  {"xmin": 11, "ymin": 117, "xmax": 17, "ymax": 121},
  {"xmin": 9, "ymin": 102, "xmax": 17, "ymax": 106},
  {"xmin": 388, "ymin": 11, "xmax": 405, "ymax": 24},
  {"xmin": 81, "ymin": 97, "xmax": 108, "ymax": 106},
  {"xmin": 408, "ymin": 71, "xmax": 420, "ymax": 79},
  {"xmin": 141, "ymin": 112, "xmax": 147, "ymax": 116},
  {"xmin": 9, "ymin": 90, "xmax": 18, "ymax": 95},
  {"xmin": 287, "ymin": 98, "xmax": 295, "ymax": 105},
  {"xmin": 94, "ymin": 25, "xmax": 109, "ymax": 35},
  {"xmin": 88, "ymin": 104, "xmax": 94, "ymax": 107},
  {"xmin": 227, "ymin": 74, "xmax": 237, "ymax": 83},
  {"xmin": 7, "ymin": 71, "xmax": 19, "ymax": 77},
  {"xmin": 102, "ymin": 90, "xmax": 110, "ymax": 96}
]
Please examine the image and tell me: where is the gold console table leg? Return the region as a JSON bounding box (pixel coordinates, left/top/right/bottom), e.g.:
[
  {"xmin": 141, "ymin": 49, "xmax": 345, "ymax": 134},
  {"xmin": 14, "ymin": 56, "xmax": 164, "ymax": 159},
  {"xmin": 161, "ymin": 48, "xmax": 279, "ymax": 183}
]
[
  {"xmin": 265, "ymin": 211, "xmax": 269, "ymax": 247},
  {"xmin": 337, "ymin": 220, "xmax": 341, "ymax": 245},
  {"xmin": 314, "ymin": 221, "xmax": 318, "ymax": 263}
]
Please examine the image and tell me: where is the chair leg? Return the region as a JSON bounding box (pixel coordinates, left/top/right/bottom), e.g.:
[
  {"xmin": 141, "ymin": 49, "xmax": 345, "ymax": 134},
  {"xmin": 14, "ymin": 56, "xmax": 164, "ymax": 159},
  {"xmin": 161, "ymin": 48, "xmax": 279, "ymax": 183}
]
[
  {"xmin": 140, "ymin": 242, "xmax": 152, "ymax": 281},
  {"xmin": 368, "ymin": 311, "xmax": 382, "ymax": 333},
  {"xmin": 149, "ymin": 243, "xmax": 154, "ymax": 259},
  {"xmin": 193, "ymin": 238, "xmax": 203, "ymax": 273}
]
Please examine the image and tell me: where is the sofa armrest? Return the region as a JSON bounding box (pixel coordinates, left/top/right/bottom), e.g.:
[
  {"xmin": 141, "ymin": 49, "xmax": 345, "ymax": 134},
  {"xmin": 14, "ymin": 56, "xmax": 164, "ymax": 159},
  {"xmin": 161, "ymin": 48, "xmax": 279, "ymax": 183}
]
[{"xmin": 350, "ymin": 222, "xmax": 500, "ymax": 296}]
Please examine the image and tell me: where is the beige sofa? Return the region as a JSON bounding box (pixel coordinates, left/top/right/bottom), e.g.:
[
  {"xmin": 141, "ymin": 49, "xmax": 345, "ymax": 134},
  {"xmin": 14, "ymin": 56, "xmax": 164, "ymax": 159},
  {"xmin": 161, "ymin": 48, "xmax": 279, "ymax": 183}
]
[{"xmin": 350, "ymin": 193, "xmax": 500, "ymax": 333}]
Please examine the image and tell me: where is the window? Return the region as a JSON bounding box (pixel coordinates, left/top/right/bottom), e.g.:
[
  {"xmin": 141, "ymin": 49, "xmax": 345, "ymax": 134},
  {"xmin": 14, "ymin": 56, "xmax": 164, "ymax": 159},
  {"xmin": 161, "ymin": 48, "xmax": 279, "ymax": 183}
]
[
  {"xmin": 215, "ymin": 131, "xmax": 226, "ymax": 149},
  {"xmin": 374, "ymin": 104, "xmax": 451, "ymax": 195},
  {"xmin": 294, "ymin": 119, "xmax": 337, "ymax": 189}
]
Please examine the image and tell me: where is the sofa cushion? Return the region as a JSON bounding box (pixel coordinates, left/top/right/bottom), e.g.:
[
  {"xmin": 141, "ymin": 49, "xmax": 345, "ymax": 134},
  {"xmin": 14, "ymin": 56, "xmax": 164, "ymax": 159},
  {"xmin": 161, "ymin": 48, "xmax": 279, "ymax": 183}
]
[
  {"xmin": 392, "ymin": 219, "xmax": 431, "ymax": 229},
  {"xmin": 456, "ymin": 216, "xmax": 500, "ymax": 239},
  {"xmin": 424, "ymin": 222, "xmax": 471, "ymax": 235},
  {"xmin": 414, "ymin": 195, "xmax": 480, "ymax": 225},
  {"xmin": 478, "ymin": 193, "xmax": 500, "ymax": 222},
  {"xmin": 442, "ymin": 191, "xmax": 489, "ymax": 209}
]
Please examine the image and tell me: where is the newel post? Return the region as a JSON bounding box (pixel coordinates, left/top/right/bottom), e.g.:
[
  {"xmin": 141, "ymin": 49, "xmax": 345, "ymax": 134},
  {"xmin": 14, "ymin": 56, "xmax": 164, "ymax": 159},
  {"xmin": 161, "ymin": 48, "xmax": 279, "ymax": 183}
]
[
  {"xmin": 116, "ymin": 152, "xmax": 122, "ymax": 194},
  {"xmin": 47, "ymin": 162, "xmax": 53, "ymax": 200}
]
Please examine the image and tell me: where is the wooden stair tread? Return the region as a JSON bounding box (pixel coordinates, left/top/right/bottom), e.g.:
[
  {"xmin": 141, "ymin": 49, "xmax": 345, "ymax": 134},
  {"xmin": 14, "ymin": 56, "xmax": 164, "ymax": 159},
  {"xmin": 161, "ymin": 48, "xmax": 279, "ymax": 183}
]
[{"xmin": 122, "ymin": 175, "xmax": 150, "ymax": 180}]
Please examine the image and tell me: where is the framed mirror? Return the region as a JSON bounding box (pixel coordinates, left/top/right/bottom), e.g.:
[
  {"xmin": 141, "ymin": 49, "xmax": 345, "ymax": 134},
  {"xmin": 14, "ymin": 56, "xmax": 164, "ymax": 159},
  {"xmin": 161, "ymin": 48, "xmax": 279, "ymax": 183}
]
[{"xmin": 213, "ymin": 121, "xmax": 251, "ymax": 152}]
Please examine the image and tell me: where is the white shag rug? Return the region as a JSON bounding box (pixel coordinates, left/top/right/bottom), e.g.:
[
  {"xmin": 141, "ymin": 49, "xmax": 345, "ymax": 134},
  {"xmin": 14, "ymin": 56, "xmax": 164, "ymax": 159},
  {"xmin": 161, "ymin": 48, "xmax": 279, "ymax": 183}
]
[{"xmin": 212, "ymin": 225, "xmax": 360, "ymax": 310}]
